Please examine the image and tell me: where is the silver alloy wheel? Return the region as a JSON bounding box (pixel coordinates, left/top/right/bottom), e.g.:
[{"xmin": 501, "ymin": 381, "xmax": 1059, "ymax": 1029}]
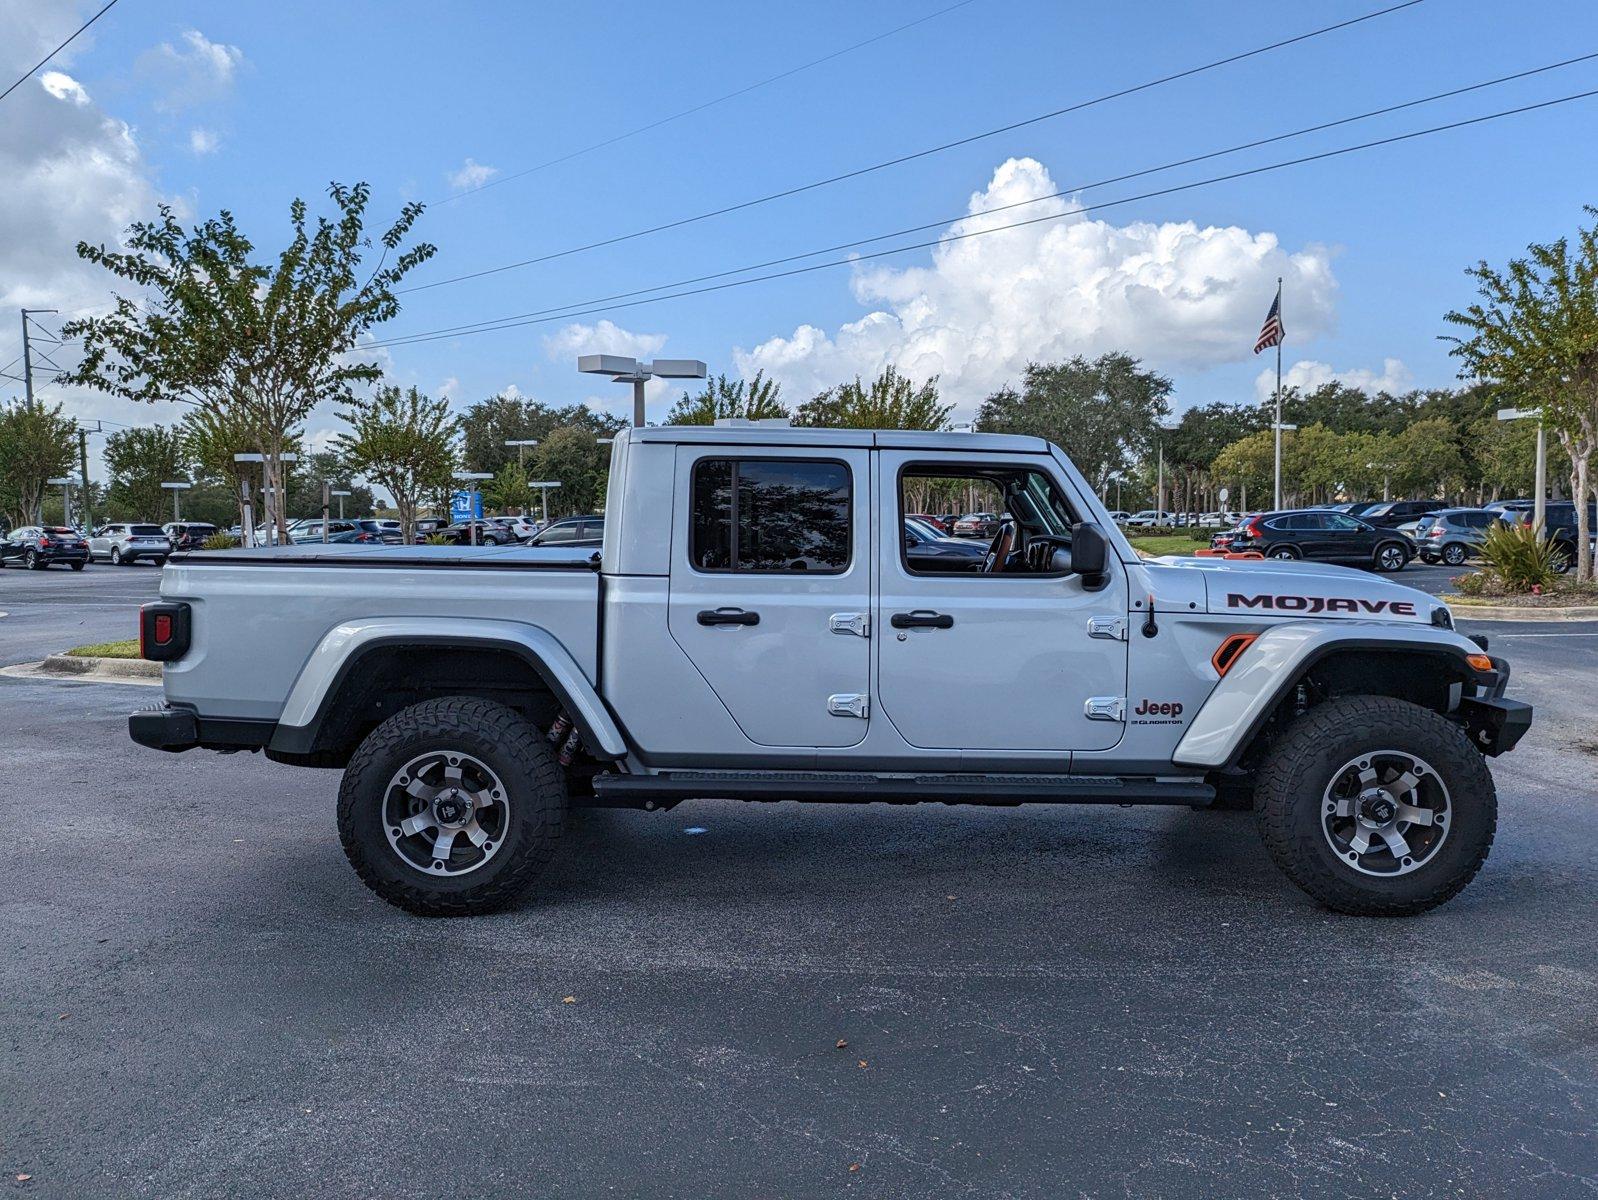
[
  {"xmin": 1321, "ymin": 749, "xmax": 1451, "ymax": 878},
  {"xmin": 1378, "ymin": 544, "xmax": 1406, "ymax": 571},
  {"xmin": 382, "ymin": 750, "xmax": 510, "ymax": 877},
  {"xmin": 1442, "ymin": 543, "xmax": 1467, "ymax": 566},
  {"xmin": 110, "ymin": 547, "xmax": 122, "ymax": 564},
  {"xmin": 1269, "ymin": 546, "xmax": 1297, "ymax": 559}
]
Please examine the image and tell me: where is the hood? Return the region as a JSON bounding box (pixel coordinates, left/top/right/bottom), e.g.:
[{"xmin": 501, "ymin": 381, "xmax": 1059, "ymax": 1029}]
[{"xmin": 1148, "ymin": 556, "xmax": 1446, "ymax": 625}]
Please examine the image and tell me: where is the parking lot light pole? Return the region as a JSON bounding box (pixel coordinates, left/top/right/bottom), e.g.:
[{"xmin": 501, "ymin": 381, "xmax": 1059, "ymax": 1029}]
[
  {"xmin": 578, "ymin": 355, "xmax": 707, "ymax": 428},
  {"xmin": 1497, "ymin": 407, "xmax": 1546, "ymax": 533},
  {"xmin": 1273, "ymin": 423, "xmax": 1297, "ymax": 509},
  {"xmin": 505, "ymin": 438, "xmax": 539, "ymax": 471},
  {"xmin": 46, "ymin": 476, "xmax": 75, "ymax": 527},
  {"xmin": 529, "ymin": 480, "xmax": 561, "ymax": 526},
  {"xmin": 330, "ymin": 489, "xmax": 350, "ymax": 520},
  {"xmin": 456, "ymin": 472, "xmax": 492, "ymax": 545},
  {"xmin": 161, "ymin": 481, "xmax": 192, "ymax": 522}
]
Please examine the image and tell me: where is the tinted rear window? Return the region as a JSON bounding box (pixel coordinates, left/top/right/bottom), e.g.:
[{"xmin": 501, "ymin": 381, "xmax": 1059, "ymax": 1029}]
[
  {"xmin": 691, "ymin": 458, "xmax": 851, "ymax": 573},
  {"xmin": 130, "ymin": 525, "xmax": 165, "ymax": 536}
]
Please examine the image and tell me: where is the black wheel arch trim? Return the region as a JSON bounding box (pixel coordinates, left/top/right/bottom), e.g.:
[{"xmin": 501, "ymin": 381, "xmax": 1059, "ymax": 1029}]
[
  {"xmin": 266, "ymin": 633, "xmax": 625, "ymax": 760},
  {"xmin": 1217, "ymin": 639, "xmax": 1519, "ymax": 771}
]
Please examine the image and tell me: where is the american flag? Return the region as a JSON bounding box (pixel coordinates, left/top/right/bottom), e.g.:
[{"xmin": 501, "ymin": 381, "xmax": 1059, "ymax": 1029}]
[{"xmin": 1254, "ymin": 293, "xmax": 1284, "ymax": 354}]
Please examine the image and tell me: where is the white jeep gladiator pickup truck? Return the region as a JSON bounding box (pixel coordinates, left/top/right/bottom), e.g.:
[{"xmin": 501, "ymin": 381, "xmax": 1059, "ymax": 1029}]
[{"xmin": 130, "ymin": 425, "xmax": 1531, "ymax": 917}]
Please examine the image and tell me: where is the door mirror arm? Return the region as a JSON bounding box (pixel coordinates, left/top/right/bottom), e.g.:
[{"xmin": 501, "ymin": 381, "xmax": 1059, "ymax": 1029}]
[{"xmin": 1069, "ymin": 521, "xmax": 1110, "ymax": 591}]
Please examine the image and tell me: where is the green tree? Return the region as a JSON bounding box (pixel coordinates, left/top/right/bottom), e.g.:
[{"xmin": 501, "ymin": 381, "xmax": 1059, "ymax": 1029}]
[
  {"xmin": 103, "ymin": 425, "xmax": 189, "ymax": 521},
  {"xmin": 666, "ymin": 370, "xmax": 788, "ymax": 425},
  {"xmin": 178, "ymin": 406, "xmax": 289, "ymax": 531},
  {"xmin": 1210, "ymin": 430, "xmax": 1275, "ymax": 510},
  {"xmin": 285, "ymin": 450, "xmax": 375, "ymax": 520},
  {"xmin": 485, "ymin": 459, "xmax": 537, "ymax": 515},
  {"xmin": 977, "ymin": 354, "xmax": 1171, "ymax": 492},
  {"xmin": 0, "ymin": 399, "xmax": 77, "ymax": 527},
  {"xmin": 461, "ymin": 393, "xmax": 625, "ymax": 476},
  {"xmin": 334, "ymin": 385, "xmax": 460, "ymax": 542},
  {"xmin": 1445, "ymin": 206, "xmax": 1598, "ymax": 580},
  {"xmin": 62, "ymin": 182, "xmax": 435, "ymax": 542},
  {"xmin": 1390, "ymin": 417, "xmax": 1467, "ymax": 499},
  {"xmin": 793, "ymin": 365, "xmax": 950, "ymax": 430},
  {"xmin": 532, "ymin": 426, "xmax": 608, "ymax": 517}
]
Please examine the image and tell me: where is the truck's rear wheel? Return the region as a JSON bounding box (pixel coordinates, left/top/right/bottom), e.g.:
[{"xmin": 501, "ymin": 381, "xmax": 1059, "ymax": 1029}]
[
  {"xmin": 337, "ymin": 696, "xmax": 565, "ymax": 916},
  {"xmin": 1254, "ymin": 696, "xmax": 1495, "ymax": 916}
]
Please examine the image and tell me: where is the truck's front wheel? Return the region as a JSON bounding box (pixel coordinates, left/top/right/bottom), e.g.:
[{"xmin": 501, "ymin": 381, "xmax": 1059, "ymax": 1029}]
[
  {"xmin": 1254, "ymin": 696, "xmax": 1495, "ymax": 916},
  {"xmin": 337, "ymin": 696, "xmax": 565, "ymax": 916}
]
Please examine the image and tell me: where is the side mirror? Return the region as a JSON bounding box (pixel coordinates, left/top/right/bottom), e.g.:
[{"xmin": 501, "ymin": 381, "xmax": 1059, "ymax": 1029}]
[{"xmin": 1070, "ymin": 521, "xmax": 1109, "ymax": 591}]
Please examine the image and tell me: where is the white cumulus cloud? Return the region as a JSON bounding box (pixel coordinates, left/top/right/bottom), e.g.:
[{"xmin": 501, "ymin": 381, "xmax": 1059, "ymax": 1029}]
[
  {"xmin": 446, "ymin": 158, "xmax": 499, "ymax": 191},
  {"xmin": 543, "ymin": 319, "xmax": 668, "ymax": 364},
  {"xmin": 139, "ymin": 29, "xmax": 245, "ymax": 111},
  {"xmin": 187, "ymin": 127, "xmax": 219, "ymax": 155},
  {"xmin": 737, "ymin": 156, "xmax": 1338, "ymax": 411},
  {"xmin": 1256, "ymin": 357, "xmax": 1412, "ymax": 402},
  {"xmin": 39, "ymin": 70, "xmax": 90, "ymax": 105}
]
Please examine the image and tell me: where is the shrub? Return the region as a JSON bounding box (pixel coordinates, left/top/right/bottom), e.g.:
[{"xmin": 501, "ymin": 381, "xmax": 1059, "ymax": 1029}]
[
  {"xmin": 1453, "ymin": 571, "xmax": 1488, "ymax": 597},
  {"xmin": 424, "ymin": 534, "xmax": 452, "ymax": 545},
  {"xmin": 1477, "ymin": 521, "xmax": 1558, "ymax": 592},
  {"xmin": 201, "ymin": 533, "xmax": 240, "ymax": 550}
]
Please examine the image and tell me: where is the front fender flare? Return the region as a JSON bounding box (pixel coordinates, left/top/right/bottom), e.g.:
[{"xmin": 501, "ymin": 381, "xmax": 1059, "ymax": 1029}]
[
  {"xmin": 268, "ymin": 617, "xmax": 626, "ymax": 759},
  {"xmin": 1171, "ymin": 621, "xmax": 1485, "ymax": 769}
]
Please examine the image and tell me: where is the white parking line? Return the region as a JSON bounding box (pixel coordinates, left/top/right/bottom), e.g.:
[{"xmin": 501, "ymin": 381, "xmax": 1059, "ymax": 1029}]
[{"xmin": 1494, "ymin": 632, "xmax": 1598, "ymax": 638}]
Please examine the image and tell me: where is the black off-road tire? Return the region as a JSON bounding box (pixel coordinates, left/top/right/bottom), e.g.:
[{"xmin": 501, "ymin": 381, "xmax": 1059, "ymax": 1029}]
[
  {"xmin": 1254, "ymin": 696, "xmax": 1496, "ymax": 917},
  {"xmin": 337, "ymin": 695, "xmax": 566, "ymax": 916}
]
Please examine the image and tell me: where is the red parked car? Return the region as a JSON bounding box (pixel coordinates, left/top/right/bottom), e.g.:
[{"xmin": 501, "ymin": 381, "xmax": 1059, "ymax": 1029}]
[{"xmin": 906, "ymin": 513, "xmax": 950, "ymax": 534}]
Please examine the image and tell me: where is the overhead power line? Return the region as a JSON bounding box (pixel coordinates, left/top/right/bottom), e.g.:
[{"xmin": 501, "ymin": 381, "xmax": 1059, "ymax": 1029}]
[
  {"xmin": 435, "ymin": 0, "xmax": 983, "ymax": 205},
  {"xmin": 373, "ymin": 53, "xmax": 1598, "ymax": 347},
  {"xmin": 0, "ymin": 0, "xmax": 122, "ymax": 105},
  {"xmin": 365, "ymin": 85, "xmax": 1598, "ymax": 351},
  {"xmin": 400, "ymin": 0, "xmax": 1426, "ymax": 294}
]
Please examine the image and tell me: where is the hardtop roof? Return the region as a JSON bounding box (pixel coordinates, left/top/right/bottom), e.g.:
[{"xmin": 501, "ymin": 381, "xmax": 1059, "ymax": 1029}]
[{"xmin": 624, "ymin": 426, "xmax": 1051, "ymax": 454}]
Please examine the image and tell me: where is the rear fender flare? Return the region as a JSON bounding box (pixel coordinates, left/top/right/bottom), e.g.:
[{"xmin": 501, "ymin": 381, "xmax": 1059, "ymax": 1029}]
[
  {"xmin": 269, "ymin": 617, "xmax": 626, "ymax": 759},
  {"xmin": 1172, "ymin": 621, "xmax": 1485, "ymax": 769}
]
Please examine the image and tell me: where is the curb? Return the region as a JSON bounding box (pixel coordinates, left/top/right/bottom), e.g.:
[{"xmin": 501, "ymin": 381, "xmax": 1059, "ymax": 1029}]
[
  {"xmin": 40, "ymin": 654, "xmax": 161, "ymax": 679},
  {"xmin": 1443, "ymin": 601, "xmax": 1598, "ymax": 622}
]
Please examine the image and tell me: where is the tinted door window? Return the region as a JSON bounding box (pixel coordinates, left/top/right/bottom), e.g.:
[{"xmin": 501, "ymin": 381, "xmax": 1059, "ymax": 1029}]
[{"xmin": 690, "ymin": 458, "xmax": 851, "ymax": 573}]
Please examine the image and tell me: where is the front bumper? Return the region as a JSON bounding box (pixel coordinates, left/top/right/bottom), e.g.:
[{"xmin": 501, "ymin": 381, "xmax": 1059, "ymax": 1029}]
[{"xmin": 1459, "ymin": 696, "xmax": 1533, "ymax": 756}]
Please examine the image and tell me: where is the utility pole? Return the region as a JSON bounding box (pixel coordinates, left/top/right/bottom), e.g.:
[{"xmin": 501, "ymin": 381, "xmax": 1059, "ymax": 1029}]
[{"xmin": 78, "ymin": 427, "xmax": 94, "ymax": 532}]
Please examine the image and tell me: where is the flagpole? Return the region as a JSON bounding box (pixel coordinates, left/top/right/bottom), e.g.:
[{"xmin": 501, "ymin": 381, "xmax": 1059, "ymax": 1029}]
[{"xmin": 1272, "ymin": 276, "xmax": 1283, "ymax": 510}]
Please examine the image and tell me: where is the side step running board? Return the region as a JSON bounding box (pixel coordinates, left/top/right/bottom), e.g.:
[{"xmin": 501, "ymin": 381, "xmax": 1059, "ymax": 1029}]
[{"xmin": 590, "ymin": 771, "xmax": 1214, "ymax": 811}]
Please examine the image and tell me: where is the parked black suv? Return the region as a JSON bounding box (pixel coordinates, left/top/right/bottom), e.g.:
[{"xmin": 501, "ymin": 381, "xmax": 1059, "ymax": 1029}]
[
  {"xmin": 1, "ymin": 526, "xmax": 90, "ymax": 570},
  {"xmin": 528, "ymin": 516, "xmax": 604, "ymax": 547},
  {"xmin": 1507, "ymin": 502, "xmax": 1597, "ymax": 573},
  {"xmin": 1228, "ymin": 510, "xmax": 1414, "ymax": 571}
]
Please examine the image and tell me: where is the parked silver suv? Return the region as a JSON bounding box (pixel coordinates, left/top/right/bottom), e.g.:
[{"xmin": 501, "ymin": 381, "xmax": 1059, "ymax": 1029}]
[
  {"xmin": 89, "ymin": 522, "xmax": 172, "ymax": 566},
  {"xmin": 1415, "ymin": 509, "xmax": 1504, "ymax": 566}
]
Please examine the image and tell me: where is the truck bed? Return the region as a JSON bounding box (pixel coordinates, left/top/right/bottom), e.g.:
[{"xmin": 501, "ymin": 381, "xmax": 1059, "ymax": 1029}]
[{"xmin": 156, "ymin": 545, "xmax": 602, "ymax": 722}]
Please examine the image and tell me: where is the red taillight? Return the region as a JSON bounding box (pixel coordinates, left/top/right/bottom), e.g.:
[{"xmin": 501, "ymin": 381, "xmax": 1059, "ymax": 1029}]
[
  {"xmin": 1245, "ymin": 518, "xmax": 1264, "ymax": 537},
  {"xmin": 139, "ymin": 602, "xmax": 190, "ymax": 662},
  {"xmin": 1427, "ymin": 529, "xmax": 1442, "ymax": 538},
  {"xmin": 38, "ymin": 536, "xmax": 50, "ymax": 548}
]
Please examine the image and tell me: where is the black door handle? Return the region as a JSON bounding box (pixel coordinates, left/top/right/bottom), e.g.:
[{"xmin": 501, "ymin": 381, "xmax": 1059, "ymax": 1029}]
[
  {"xmin": 698, "ymin": 608, "xmax": 760, "ymax": 627},
  {"xmin": 891, "ymin": 611, "xmax": 954, "ymax": 629}
]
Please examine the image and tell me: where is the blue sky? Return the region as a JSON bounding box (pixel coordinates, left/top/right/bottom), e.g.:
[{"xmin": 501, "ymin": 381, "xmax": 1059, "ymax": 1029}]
[{"xmin": 5, "ymin": 0, "xmax": 1598, "ymax": 456}]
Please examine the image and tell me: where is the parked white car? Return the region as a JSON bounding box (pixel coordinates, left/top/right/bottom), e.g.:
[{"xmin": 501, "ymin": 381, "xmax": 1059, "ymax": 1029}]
[{"xmin": 1124, "ymin": 510, "xmax": 1175, "ymax": 527}]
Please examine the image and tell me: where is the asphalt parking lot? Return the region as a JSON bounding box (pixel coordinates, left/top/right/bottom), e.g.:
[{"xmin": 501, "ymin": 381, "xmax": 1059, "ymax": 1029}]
[{"xmin": 2, "ymin": 563, "xmax": 1595, "ymax": 1196}]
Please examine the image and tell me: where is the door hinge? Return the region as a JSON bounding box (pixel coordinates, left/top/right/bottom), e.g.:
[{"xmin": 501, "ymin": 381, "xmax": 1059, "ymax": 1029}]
[
  {"xmin": 1087, "ymin": 615, "xmax": 1126, "ymax": 641},
  {"xmin": 1084, "ymin": 696, "xmax": 1126, "ymax": 722},
  {"xmin": 829, "ymin": 612, "xmax": 870, "ymax": 638},
  {"xmin": 827, "ymin": 693, "xmax": 870, "ymax": 719}
]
